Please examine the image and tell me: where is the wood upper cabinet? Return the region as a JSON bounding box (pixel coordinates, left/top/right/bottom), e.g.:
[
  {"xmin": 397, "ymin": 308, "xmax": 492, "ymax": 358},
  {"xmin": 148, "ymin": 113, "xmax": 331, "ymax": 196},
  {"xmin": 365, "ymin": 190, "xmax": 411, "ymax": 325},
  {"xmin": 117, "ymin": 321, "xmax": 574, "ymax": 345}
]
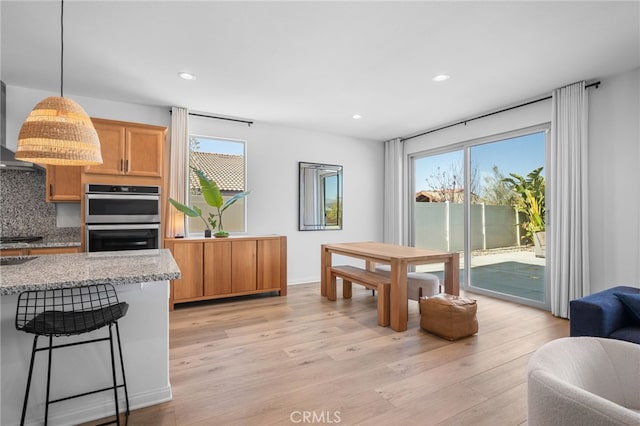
[
  {"xmin": 85, "ymin": 121, "xmax": 125, "ymax": 176},
  {"xmin": 46, "ymin": 165, "xmax": 82, "ymax": 202},
  {"xmin": 125, "ymin": 126, "xmax": 164, "ymax": 177},
  {"xmin": 44, "ymin": 118, "xmax": 166, "ymax": 203},
  {"xmin": 85, "ymin": 118, "xmax": 165, "ymax": 178},
  {"xmin": 166, "ymin": 236, "xmax": 287, "ymax": 310}
]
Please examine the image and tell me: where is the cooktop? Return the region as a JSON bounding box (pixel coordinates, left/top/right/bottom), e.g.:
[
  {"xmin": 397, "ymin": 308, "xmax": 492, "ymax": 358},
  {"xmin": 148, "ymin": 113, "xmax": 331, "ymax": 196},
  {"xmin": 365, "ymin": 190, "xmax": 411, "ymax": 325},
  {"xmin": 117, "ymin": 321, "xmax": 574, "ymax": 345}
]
[{"xmin": 0, "ymin": 236, "xmax": 43, "ymax": 244}]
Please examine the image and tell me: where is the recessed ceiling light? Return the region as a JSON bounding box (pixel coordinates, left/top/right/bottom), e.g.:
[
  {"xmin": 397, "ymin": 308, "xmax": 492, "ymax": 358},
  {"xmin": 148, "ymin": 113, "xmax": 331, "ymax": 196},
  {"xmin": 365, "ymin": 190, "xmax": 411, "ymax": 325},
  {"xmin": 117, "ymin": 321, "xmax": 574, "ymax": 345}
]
[
  {"xmin": 178, "ymin": 72, "xmax": 196, "ymax": 80},
  {"xmin": 432, "ymin": 74, "xmax": 450, "ymax": 82},
  {"xmin": 352, "ymin": 114, "xmax": 362, "ymax": 119}
]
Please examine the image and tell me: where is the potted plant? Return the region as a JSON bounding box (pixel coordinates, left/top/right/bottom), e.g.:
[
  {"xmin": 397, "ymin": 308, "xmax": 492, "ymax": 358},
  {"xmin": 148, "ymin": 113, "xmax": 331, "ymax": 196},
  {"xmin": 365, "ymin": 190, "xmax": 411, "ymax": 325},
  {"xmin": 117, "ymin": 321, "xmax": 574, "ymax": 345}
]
[
  {"xmin": 169, "ymin": 168, "xmax": 251, "ymax": 238},
  {"xmin": 502, "ymin": 167, "xmax": 546, "ymax": 257}
]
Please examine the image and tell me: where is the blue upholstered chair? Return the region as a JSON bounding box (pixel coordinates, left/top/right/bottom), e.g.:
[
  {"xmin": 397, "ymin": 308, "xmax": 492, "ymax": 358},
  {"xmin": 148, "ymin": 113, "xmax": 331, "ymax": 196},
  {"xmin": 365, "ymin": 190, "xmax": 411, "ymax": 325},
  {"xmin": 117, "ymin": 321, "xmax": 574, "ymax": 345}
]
[{"xmin": 569, "ymin": 285, "xmax": 640, "ymax": 344}]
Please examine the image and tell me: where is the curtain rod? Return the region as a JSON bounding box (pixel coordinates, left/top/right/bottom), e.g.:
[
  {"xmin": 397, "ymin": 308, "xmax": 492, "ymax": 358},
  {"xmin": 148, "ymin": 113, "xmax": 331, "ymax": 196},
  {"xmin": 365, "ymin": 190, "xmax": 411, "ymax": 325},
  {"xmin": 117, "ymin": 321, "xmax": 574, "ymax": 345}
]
[
  {"xmin": 189, "ymin": 112, "xmax": 253, "ymax": 126},
  {"xmin": 400, "ymin": 81, "xmax": 600, "ymax": 142},
  {"xmin": 170, "ymin": 109, "xmax": 253, "ymax": 126}
]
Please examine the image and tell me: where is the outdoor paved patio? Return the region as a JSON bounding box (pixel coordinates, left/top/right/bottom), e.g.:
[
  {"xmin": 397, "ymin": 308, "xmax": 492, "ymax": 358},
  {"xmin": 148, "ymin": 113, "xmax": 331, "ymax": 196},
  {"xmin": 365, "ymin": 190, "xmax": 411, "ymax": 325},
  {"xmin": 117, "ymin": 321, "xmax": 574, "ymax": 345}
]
[{"xmin": 416, "ymin": 246, "xmax": 545, "ymax": 302}]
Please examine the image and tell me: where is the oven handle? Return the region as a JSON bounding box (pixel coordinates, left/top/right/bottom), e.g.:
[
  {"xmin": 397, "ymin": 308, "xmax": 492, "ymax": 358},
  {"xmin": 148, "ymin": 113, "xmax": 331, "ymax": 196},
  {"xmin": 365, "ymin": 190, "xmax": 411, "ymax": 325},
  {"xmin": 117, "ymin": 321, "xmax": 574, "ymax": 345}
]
[
  {"xmin": 85, "ymin": 194, "xmax": 161, "ymax": 201},
  {"xmin": 86, "ymin": 224, "xmax": 160, "ymax": 230},
  {"xmin": 116, "ymin": 241, "xmax": 149, "ymax": 247}
]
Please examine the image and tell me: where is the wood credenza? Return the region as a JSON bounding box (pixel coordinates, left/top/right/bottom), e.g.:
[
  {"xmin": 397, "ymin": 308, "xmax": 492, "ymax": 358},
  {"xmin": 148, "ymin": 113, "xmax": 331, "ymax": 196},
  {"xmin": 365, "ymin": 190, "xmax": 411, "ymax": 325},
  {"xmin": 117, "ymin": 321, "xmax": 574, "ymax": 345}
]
[{"xmin": 164, "ymin": 235, "xmax": 287, "ymax": 310}]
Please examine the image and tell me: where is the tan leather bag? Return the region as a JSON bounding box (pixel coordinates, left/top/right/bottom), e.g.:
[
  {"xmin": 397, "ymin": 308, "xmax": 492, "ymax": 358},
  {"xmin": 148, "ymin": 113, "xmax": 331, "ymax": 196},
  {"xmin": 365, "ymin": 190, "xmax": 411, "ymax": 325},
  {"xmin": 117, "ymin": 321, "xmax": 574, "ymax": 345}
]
[{"xmin": 419, "ymin": 294, "xmax": 478, "ymax": 340}]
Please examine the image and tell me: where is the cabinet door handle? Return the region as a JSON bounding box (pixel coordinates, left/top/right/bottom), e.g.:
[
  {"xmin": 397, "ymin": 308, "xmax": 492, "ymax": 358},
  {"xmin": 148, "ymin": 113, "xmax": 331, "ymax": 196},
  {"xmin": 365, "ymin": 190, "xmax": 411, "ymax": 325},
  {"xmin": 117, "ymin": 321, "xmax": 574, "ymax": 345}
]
[
  {"xmin": 125, "ymin": 159, "xmax": 129, "ymax": 173},
  {"xmin": 49, "ymin": 184, "xmax": 53, "ymax": 196},
  {"xmin": 120, "ymin": 159, "xmax": 124, "ymax": 172}
]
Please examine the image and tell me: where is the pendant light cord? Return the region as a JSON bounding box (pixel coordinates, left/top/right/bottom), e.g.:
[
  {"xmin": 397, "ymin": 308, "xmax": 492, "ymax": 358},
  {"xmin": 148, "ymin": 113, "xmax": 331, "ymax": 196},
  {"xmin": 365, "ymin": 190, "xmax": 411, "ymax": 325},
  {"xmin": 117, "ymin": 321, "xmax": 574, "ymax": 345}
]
[{"xmin": 60, "ymin": 0, "xmax": 64, "ymax": 98}]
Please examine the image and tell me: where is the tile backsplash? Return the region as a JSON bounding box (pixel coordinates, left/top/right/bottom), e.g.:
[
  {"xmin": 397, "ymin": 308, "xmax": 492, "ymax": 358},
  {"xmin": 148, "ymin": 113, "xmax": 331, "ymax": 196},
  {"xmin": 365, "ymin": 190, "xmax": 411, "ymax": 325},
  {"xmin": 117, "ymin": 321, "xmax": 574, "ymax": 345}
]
[{"xmin": 0, "ymin": 168, "xmax": 79, "ymax": 238}]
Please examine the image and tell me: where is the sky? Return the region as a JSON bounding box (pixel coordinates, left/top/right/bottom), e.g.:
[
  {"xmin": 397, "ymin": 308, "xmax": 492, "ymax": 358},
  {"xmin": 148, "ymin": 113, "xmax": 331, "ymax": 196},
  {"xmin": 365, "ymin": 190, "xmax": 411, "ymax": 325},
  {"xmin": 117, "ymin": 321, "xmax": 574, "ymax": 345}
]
[
  {"xmin": 414, "ymin": 131, "xmax": 546, "ymax": 192},
  {"xmin": 194, "ymin": 136, "xmax": 244, "ymax": 155}
]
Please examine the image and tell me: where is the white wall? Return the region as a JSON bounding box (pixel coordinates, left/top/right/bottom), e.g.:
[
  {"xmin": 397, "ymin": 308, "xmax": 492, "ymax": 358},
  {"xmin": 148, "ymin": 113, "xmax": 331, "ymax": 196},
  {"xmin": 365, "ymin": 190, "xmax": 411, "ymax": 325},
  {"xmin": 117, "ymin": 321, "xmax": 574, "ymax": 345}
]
[
  {"xmin": 403, "ymin": 98, "xmax": 552, "ymax": 155},
  {"xmin": 189, "ymin": 115, "xmax": 383, "ymax": 284},
  {"xmin": 403, "ymin": 67, "xmax": 640, "ymax": 295},
  {"xmin": 589, "ymin": 68, "xmax": 640, "ymax": 292},
  {"xmin": 6, "ymin": 85, "xmax": 383, "ymax": 284}
]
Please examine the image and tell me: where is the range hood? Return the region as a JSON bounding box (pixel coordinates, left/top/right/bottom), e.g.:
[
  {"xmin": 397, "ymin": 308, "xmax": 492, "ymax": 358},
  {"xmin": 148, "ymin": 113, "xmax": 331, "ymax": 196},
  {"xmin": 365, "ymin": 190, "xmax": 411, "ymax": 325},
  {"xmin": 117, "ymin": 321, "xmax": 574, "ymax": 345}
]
[
  {"xmin": 0, "ymin": 80, "xmax": 43, "ymax": 171},
  {"xmin": 0, "ymin": 145, "xmax": 44, "ymax": 171}
]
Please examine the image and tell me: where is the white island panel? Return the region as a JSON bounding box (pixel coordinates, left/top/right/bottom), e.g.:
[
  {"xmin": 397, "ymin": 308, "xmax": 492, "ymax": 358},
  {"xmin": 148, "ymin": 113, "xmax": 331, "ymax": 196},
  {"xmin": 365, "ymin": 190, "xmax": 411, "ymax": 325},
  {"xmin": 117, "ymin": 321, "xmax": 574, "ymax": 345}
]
[{"xmin": 0, "ymin": 249, "xmax": 180, "ymax": 426}]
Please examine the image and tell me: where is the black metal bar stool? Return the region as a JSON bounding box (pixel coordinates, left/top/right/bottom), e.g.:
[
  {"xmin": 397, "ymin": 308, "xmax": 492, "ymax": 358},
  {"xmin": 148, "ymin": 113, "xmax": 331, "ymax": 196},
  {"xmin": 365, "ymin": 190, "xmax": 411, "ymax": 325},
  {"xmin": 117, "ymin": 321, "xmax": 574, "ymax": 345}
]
[{"xmin": 15, "ymin": 283, "xmax": 130, "ymax": 426}]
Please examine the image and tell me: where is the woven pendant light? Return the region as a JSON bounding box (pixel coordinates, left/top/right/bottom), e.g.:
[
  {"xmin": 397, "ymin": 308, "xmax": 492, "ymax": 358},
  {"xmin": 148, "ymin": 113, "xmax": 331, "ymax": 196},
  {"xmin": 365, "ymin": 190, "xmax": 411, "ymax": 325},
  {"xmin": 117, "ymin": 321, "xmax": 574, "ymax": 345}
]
[
  {"xmin": 16, "ymin": 96, "xmax": 102, "ymax": 165},
  {"xmin": 15, "ymin": 0, "xmax": 102, "ymax": 166}
]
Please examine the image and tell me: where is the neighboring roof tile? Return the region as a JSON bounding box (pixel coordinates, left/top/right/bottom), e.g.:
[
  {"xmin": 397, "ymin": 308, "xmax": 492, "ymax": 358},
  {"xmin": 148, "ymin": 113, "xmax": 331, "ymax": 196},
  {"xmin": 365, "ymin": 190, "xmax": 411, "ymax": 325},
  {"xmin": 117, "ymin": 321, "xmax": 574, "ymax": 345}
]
[{"xmin": 190, "ymin": 151, "xmax": 245, "ymax": 192}]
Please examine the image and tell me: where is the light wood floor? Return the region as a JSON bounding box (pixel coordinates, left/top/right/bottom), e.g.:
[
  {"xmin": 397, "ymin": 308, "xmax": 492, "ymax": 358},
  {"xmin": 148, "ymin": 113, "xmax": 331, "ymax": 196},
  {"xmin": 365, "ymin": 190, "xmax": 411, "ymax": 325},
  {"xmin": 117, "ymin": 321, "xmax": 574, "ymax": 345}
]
[{"xmin": 93, "ymin": 283, "xmax": 569, "ymax": 425}]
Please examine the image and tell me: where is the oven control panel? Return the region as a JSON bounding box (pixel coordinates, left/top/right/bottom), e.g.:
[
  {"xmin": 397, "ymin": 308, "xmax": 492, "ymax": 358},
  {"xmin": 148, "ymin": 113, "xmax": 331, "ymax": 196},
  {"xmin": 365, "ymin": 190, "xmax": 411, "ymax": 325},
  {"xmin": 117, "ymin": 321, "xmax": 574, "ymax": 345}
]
[{"xmin": 85, "ymin": 184, "xmax": 160, "ymax": 195}]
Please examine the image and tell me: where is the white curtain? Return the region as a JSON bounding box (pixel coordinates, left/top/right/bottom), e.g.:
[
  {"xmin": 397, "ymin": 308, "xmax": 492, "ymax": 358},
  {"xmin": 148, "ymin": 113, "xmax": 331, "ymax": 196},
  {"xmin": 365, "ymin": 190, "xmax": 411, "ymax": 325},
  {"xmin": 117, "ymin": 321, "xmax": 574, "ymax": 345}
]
[
  {"xmin": 166, "ymin": 106, "xmax": 189, "ymax": 238},
  {"xmin": 549, "ymin": 81, "xmax": 590, "ymax": 318},
  {"xmin": 383, "ymin": 138, "xmax": 404, "ymax": 244}
]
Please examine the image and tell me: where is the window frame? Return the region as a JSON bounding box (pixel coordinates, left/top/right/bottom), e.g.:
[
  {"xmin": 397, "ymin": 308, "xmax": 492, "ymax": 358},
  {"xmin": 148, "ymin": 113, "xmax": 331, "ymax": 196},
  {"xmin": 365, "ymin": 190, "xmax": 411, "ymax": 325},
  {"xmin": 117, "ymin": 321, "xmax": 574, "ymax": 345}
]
[{"xmin": 185, "ymin": 133, "xmax": 248, "ymax": 236}]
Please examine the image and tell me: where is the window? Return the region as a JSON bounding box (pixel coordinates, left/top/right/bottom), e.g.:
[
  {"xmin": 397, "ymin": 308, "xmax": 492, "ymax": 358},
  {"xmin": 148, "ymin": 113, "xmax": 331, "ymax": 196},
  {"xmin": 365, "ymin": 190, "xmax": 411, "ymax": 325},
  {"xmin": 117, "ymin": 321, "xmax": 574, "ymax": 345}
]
[{"xmin": 187, "ymin": 135, "xmax": 247, "ymax": 235}]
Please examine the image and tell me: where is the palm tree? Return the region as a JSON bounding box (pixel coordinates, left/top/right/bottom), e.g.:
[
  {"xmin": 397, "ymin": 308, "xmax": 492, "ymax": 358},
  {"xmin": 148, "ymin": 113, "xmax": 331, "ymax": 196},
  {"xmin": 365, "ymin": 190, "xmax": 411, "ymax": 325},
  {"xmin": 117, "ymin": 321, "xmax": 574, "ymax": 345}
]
[{"xmin": 502, "ymin": 166, "xmax": 545, "ymax": 243}]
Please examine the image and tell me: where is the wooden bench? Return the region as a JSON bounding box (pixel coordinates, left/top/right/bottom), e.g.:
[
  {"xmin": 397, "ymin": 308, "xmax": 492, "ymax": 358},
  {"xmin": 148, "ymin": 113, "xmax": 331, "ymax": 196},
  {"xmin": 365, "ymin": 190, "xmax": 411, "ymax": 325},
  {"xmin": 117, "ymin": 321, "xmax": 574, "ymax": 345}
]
[{"xmin": 327, "ymin": 265, "xmax": 390, "ymax": 326}]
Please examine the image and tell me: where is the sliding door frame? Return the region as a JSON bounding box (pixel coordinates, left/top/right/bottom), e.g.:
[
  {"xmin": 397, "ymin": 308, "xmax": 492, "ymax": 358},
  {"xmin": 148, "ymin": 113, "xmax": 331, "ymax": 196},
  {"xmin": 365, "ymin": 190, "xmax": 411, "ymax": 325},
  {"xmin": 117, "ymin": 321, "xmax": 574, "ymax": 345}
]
[{"xmin": 408, "ymin": 123, "xmax": 551, "ymax": 309}]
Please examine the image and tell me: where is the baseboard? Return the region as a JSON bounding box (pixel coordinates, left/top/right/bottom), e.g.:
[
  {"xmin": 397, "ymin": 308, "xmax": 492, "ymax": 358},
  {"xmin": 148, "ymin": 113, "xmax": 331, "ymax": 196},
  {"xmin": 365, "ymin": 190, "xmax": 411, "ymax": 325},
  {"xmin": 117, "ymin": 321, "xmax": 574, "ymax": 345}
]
[
  {"xmin": 288, "ymin": 278, "xmax": 320, "ymax": 285},
  {"xmin": 26, "ymin": 385, "xmax": 172, "ymax": 426}
]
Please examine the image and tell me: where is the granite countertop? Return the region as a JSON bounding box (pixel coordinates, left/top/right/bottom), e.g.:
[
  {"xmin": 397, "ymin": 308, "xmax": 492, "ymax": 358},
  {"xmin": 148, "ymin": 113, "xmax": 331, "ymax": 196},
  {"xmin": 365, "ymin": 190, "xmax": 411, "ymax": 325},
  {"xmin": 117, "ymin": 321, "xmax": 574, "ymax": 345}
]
[
  {"xmin": 0, "ymin": 233, "xmax": 81, "ymax": 250},
  {"xmin": 0, "ymin": 249, "xmax": 181, "ymax": 295}
]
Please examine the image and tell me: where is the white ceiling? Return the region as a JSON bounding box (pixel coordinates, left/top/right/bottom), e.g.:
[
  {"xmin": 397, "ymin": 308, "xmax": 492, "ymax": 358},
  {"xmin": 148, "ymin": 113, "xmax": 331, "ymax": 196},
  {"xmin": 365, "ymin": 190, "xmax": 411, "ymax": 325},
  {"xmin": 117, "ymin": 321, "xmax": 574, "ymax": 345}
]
[{"xmin": 2, "ymin": 1, "xmax": 639, "ymax": 141}]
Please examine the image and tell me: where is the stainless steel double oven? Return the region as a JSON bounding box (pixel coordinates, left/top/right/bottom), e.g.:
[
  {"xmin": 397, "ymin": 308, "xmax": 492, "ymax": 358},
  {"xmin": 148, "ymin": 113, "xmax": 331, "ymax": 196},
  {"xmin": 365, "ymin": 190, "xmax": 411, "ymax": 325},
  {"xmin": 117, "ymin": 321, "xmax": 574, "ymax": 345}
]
[{"xmin": 85, "ymin": 184, "xmax": 161, "ymax": 252}]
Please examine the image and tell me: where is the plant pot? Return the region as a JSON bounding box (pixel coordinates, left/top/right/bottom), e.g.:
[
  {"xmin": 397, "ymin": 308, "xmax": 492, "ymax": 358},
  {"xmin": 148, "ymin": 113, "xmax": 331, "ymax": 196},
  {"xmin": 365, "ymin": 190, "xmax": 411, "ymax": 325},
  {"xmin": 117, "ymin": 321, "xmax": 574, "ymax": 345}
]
[
  {"xmin": 534, "ymin": 231, "xmax": 546, "ymax": 258},
  {"xmin": 204, "ymin": 229, "xmax": 212, "ymax": 238},
  {"xmin": 214, "ymin": 231, "xmax": 229, "ymax": 238}
]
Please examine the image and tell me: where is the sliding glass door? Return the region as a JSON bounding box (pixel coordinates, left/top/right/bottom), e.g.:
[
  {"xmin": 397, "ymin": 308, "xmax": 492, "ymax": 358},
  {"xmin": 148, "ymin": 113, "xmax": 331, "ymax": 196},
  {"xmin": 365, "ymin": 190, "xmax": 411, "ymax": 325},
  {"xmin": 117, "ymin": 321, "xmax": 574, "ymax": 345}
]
[
  {"xmin": 414, "ymin": 150, "xmax": 465, "ymax": 252},
  {"xmin": 468, "ymin": 131, "xmax": 547, "ymax": 307},
  {"xmin": 413, "ymin": 149, "xmax": 466, "ymax": 279},
  {"xmin": 411, "ymin": 126, "xmax": 549, "ymax": 309}
]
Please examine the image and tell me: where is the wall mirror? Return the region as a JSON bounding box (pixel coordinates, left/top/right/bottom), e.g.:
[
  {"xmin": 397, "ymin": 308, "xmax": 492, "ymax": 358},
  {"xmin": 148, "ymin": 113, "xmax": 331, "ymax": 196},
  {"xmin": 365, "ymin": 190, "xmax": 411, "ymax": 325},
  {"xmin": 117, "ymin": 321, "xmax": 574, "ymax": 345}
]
[{"xmin": 299, "ymin": 162, "xmax": 343, "ymax": 231}]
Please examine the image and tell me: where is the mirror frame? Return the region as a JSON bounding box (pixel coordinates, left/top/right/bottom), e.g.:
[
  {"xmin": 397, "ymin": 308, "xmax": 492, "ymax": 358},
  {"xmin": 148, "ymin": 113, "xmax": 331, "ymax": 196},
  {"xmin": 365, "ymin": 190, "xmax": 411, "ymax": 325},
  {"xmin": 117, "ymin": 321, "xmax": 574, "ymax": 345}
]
[{"xmin": 299, "ymin": 162, "xmax": 343, "ymax": 231}]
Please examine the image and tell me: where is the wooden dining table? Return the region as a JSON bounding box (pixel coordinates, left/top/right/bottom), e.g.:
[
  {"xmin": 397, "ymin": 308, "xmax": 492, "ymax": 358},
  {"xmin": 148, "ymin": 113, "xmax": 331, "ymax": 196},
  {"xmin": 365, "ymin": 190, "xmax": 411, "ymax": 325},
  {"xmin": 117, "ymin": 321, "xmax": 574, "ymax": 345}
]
[{"xmin": 321, "ymin": 241, "xmax": 460, "ymax": 332}]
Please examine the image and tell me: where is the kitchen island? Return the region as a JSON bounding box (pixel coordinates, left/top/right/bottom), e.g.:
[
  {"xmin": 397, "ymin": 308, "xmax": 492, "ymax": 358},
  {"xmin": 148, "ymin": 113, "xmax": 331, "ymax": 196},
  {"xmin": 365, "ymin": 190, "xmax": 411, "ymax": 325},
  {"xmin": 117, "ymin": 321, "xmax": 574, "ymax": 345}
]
[{"xmin": 0, "ymin": 249, "xmax": 180, "ymax": 426}]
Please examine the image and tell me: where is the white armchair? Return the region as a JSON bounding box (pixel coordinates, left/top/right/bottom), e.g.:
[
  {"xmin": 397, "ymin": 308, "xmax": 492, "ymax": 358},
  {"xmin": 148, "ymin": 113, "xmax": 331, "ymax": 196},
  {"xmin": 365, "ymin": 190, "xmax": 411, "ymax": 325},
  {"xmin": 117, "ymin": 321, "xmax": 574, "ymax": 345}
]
[{"xmin": 527, "ymin": 337, "xmax": 640, "ymax": 426}]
